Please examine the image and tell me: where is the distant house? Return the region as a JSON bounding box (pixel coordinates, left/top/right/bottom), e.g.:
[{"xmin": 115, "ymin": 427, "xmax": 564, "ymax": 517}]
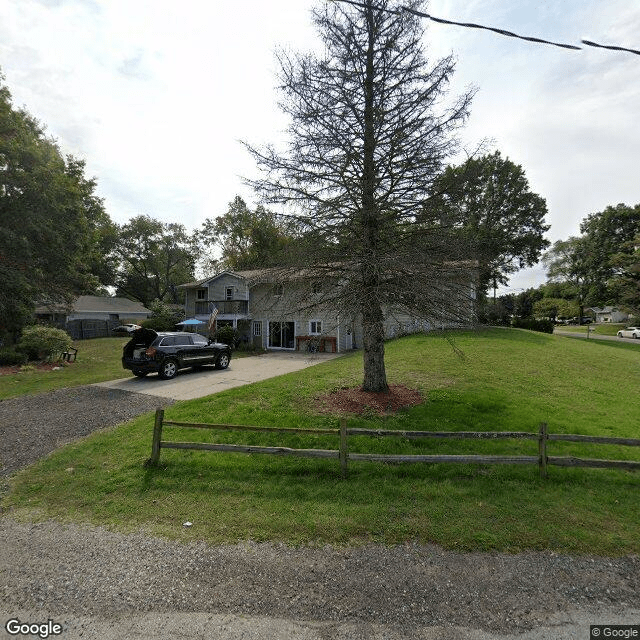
[
  {"xmin": 179, "ymin": 268, "xmax": 475, "ymax": 353},
  {"xmin": 589, "ymin": 307, "xmax": 629, "ymax": 324},
  {"xmin": 35, "ymin": 296, "xmax": 152, "ymax": 339}
]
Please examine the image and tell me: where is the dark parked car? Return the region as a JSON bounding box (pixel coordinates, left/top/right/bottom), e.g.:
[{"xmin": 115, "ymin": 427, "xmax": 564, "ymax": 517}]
[{"xmin": 122, "ymin": 328, "xmax": 231, "ymax": 379}]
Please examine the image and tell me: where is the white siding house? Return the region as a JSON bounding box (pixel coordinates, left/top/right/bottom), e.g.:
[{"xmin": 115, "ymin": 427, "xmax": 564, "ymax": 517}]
[{"xmin": 180, "ymin": 268, "xmax": 476, "ymax": 353}]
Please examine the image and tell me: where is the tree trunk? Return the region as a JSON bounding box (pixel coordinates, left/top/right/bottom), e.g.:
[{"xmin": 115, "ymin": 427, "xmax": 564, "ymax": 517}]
[
  {"xmin": 359, "ymin": 3, "xmax": 388, "ymax": 394},
  {"xmin": 361, "ymin": 301, "xmax": 389, "ymax": 392}
]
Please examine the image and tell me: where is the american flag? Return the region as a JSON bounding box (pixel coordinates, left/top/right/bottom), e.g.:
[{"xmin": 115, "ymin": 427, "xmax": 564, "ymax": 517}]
[{"xmin": 207, "ymin": 304, "xmax": 219, "ymax": 332}]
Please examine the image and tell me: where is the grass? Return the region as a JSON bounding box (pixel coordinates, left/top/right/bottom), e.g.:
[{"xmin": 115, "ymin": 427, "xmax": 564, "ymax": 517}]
[
  {"xmin": 555, "ymin": 322, "xmax": 628, "ymax": 337},
  {"xmin": 3, "ymin": 328, "xmax": 640, "ymax": 555},
  {"xmin": 0, "ymin": 337, "xmax": 130, "ymax": 399}
]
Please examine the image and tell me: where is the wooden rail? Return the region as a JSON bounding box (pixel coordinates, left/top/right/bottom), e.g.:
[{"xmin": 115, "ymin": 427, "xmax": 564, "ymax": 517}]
[{"xmin": 145, "ymin": 409, "xmax": 640, "ymax": 478}]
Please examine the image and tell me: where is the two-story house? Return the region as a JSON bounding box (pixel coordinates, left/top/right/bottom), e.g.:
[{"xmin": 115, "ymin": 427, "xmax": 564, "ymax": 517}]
[{"xmin": 180, "ymin": 267, "xmax": 476, "ymax": 353}]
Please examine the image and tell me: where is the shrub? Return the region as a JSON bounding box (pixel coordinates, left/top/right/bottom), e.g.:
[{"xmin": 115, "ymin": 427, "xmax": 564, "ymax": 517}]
[
  {"xmin": 17, "ymin": 326, "xmax": 73, "ymax": 361},
  {"xmin": 141, "ymin": 299, "xmax": 184, "ymax": 331},
  {"xmin": 0, "ymin": 347, "xmax": 28, "ymax": 366},
  {"xmin": 141, "ymin": 316, "xmax": 178, "ymax": 331},
  {"xmin": 214, "ymin": 325, "xmax": 240, "ymax": 348},
  {"xmin": 511, "ymin": 317, "xmax": 554, "ymax": 334}
]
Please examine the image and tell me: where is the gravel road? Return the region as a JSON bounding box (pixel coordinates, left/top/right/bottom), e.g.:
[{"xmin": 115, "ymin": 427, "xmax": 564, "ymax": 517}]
[{"xmin": 1, "ymin": 386, "xmax": 638, "ymax": 639}]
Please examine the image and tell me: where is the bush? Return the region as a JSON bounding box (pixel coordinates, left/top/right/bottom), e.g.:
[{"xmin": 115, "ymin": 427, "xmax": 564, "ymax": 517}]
[
  {"xmin": 214, "ymin": 325, "xmax": 240, "ymax": 348},
  {"xmin": 141, "ymin": 316, "xmax": 179, "ymax": 331},
  {"xmin": 141, "ymin": 298, "xmax": 185, "ymax": 331},
  {"xmin": 511, "ymin": 317, "xmax": 555, "ymax": 334},
  {"xmin": 18, "ymin": 326, "xmax": 73, "ymax": 361},
  {"xmin": 0, "ymin": 347, "xmax": 28, "ymax": 366}
]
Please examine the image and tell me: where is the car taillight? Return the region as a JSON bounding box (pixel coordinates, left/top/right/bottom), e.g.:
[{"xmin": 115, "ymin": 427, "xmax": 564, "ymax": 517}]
[{"xmin": 145, "ymin": 347, "xmax": 157, "ymax": 357}]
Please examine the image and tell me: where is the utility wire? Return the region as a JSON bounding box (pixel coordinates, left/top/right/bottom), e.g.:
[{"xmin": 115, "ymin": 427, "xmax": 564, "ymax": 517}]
[
  {"xmin": 333, "ymin": 0, "xmax": 639, "ymax": 56},
  {"xmin": 581, "ymin": 40, "xmax": 640, "ymax": 56},
  {"xmin": 401, "ymin": 6, "xmax": 581, "ymax": 51}
]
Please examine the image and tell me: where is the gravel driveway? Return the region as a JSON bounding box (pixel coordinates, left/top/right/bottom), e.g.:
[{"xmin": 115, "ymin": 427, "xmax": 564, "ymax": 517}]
[
  {"xmin": 1, "ymin": 385, "xmax": 638, "ymax": 639},
  {"xmin": 0, "ymin": 386, "xmax": 172, "ymax": 478}
]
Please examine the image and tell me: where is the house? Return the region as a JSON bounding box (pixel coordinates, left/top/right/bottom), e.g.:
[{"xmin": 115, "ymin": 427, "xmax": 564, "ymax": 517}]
[
  {"xmin": 180, "ymin": 268, "xmax": 475, "ymax": 353},
  {"xmin": 35, "ymin": 296, "xmax": 152, "ymax": 339},
  {"xmin": 589, "ymin": 307, "xmax": 629, "ymax": 324}
]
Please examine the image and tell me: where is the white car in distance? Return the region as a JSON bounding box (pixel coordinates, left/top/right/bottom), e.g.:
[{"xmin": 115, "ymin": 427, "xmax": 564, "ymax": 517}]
[{"xmin": 617, "ymin": 326, "xmax": 640, "ymax": 339}]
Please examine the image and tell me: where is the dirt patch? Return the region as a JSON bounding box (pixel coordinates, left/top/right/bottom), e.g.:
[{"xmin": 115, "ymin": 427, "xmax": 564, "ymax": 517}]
[
  {"xmin": 0, "ymin": 361, "xmax": 69, "ymax": 376},
  {"xmin": 315, "ymin": 384, "xmax": 423, "ymax": 416}
]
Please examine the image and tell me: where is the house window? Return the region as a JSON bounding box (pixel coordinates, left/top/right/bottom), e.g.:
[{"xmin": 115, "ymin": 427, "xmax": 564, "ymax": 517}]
[
  {"xmin": 196, "ymin": 288, "xmax": 207, "ymax": 300},
  {"xmin": 225, "ymin": 287, "xmax": 233, "ymax": 300},
  {"xmin": 253, "ymin": 321, "xmax": 262, "ymax": 337},
  {"xmin": 309, "ymin": 320, "xmax": 322, "ymax": 335}
]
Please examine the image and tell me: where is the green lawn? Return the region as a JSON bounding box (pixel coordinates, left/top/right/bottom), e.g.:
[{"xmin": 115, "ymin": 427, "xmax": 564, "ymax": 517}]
[
  {"xmin": 555, "ymin": 322, "xmax": 627, "ymax": 337},
  {"xmin": 0, "ymin": 337, "xmax": 130, "ymax": 399},
  {"xmin": 3, "ymin": 329, "xmax": 639, "ymax": 555}
]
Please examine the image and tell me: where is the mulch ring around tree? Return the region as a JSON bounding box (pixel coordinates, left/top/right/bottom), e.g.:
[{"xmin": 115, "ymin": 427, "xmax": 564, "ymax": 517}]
[{"xmin": 315, "ymin": 384, "xmax": 423, "ymax": 416}]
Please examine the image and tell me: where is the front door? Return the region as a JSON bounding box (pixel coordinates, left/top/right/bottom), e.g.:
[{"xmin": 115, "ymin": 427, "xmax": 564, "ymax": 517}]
[
  {"xmin": 345, "ymin": 327, "xmax": 353, "ymax": 350},
  {"xmin": 269, "ymin": 321, "xmax": 295, "ymax": 349}
]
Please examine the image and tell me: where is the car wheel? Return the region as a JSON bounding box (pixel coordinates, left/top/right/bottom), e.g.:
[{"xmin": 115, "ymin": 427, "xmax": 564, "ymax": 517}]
[
  {"xmin": 634, "ymin": 333, "xmax": 639, "ymax": 339},
  {"xmin": 159, "ymin": 358, "xmax": 178, "ymax": 380},
  {"xmin": 215, "ymin": 352, "xmax": 230, "ymax": 370},
  {"xmin": 617, "ymin": 332, "xmax": 623, "ymax": 337},
  {"xmin": 132, "ymin": 369, "xmax": 148, "ymax": 378}
]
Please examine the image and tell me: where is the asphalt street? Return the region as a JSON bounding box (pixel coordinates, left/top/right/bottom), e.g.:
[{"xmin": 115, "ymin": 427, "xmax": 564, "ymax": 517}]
[{"xmin": 553, "ymin": 329, "xmax": 640, "ymax": 344}]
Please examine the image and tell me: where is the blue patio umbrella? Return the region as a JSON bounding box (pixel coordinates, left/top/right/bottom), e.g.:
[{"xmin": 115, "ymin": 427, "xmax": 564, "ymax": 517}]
[{"xmin": 177, "ymin": 318, "xmax": 204, "ymax": 325}]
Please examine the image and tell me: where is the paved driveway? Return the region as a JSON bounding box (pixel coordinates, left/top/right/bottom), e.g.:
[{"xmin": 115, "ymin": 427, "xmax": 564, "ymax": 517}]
[{"xmin": 95, "ymin": 351, "xmax": 343, "ymax": 400}]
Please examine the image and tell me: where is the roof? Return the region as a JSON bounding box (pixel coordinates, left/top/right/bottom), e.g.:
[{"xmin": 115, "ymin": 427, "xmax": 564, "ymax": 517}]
[
  {"xmin": 180, "ymin": 261, "xmax": 479, "ymax": 289},
  {"xmin": 589, "ymin": 306, "xmax": 624, "ymax": 313},
  {"xmin": 35, "ymin": 296, "xmax": 152, "ymax": 315},
  {"xmin": 178, "ymin": 269, "xmax": 274, "ymax": 289}
]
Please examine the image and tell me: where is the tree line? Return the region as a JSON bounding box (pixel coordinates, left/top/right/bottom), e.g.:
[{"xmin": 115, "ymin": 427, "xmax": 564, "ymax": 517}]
[{"xmin": 492, "ymin": 203, "xmax": 639, "ymax": 324}]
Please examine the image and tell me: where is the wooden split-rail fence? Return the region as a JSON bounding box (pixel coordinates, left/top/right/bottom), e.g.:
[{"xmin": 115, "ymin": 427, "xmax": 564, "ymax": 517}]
[{"xmin": 145, "ymin": 409, "xmax": 640, "ymax": 478}]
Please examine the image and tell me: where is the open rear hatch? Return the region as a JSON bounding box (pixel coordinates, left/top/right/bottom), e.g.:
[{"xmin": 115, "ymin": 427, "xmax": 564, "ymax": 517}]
[{"xmin": 123, "ymin": 328, "xmax": 158, "ymax": 359}]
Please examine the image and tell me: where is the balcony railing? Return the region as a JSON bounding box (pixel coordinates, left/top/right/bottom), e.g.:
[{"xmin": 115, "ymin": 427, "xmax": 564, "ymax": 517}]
[{"xmin": 195, "ymin": 300, "xmax": 248, "ymax": 315}]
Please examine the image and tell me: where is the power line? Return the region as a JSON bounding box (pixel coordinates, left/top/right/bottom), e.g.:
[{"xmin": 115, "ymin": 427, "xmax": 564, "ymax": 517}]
[
  {"xmin": 401, "ymin": 6, "xmax": 581, "ymax": 51},
  {"xmin": 332, "ymin": 0, "xmax": 639, "ymax": 56},
  {"xmin": 581, "ymin": 40, "xmax": 640, "ymax": 56}
]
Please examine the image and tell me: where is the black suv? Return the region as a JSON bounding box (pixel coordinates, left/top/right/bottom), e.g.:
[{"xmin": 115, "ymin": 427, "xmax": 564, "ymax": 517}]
[{"xmin": 122, "ymin": 328, "xmax": 231, "ymax": 379}]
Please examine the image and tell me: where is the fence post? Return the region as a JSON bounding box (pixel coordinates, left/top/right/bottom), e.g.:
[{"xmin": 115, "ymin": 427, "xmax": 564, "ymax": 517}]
[
  {"xmin": 538, "ymin": 422, "xmax": 548, "ymax": 479},
  {"xmin": 145, "ymin": 409, "xmax": 164, "ymax": 467},
  {"xmin": 340, "ymin": 418, "xmax": 348, "ymax": 478}
]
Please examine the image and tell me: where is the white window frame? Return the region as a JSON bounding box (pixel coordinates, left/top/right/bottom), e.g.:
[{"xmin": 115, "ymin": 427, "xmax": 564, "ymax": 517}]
[
  {"xmin": 253, "ymin": 321, "xmax": 262, "ymax": 337},
  {"xmin": 225, "ymin": 287, "xmax": 233, "ymax": 300},
  {"xmin": 309, "ymin": 320, "xmax": 322, "ymax": 335},
  {"xmin": 196, "ymin": 288, "xmax": 207, "ymax": 300}
]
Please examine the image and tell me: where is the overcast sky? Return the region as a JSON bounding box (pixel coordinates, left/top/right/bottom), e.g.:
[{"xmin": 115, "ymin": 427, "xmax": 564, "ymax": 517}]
[{"xmin": 1, "ymin": 0, "xmax": 639, "ymax": 293}]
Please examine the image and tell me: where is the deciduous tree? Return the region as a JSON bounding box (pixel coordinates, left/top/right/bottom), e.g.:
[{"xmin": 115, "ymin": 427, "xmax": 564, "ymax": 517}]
[
  {"xmin": 432, "ymin": 151, "xmax": 550, "ymax": 297},
  {"xmin": 610, "ymin": 233, "xmax": 640, "ymax": 315},
  {"xmin": 198, "ymin": 196, "xmax": 297, "ymax": 272},
  {"xmin": 542, "ymin": 236, "xmax": 590, "ymax": 319},
  {"xmin": 579, "ymin": 203, "xmax": 640, "ymax": 306},
  {"xmin": 0, "ymin": 72, "xmax": 111, "ymax": 338},
  {"xmin": 114, "ymin": 215, "xmax": 196, "ymax": 307}
]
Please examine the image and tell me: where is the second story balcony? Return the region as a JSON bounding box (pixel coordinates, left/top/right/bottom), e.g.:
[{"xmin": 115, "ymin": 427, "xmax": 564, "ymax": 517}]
[{"xmin": 195, "ymin": 300, "xmax": 249, "ymax": 316}]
